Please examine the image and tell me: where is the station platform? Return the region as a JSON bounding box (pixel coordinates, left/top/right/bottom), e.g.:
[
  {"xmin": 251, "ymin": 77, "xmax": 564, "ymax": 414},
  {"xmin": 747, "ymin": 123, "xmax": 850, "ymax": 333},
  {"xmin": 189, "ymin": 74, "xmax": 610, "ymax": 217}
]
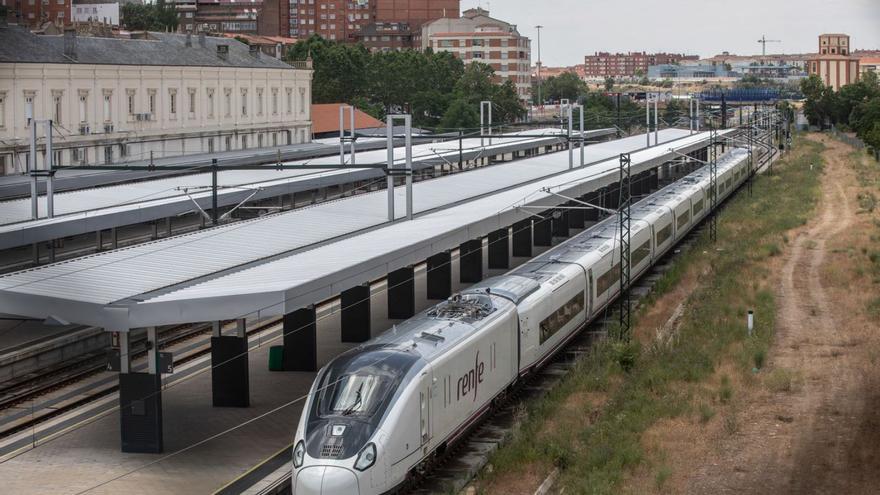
[
  {"xmin": 0, "ymin": 317, "xmax": 80, "ymax": 354},
  {"xmin": 0, "ymin": 246, "xmax": 546, "ymax": 494}
]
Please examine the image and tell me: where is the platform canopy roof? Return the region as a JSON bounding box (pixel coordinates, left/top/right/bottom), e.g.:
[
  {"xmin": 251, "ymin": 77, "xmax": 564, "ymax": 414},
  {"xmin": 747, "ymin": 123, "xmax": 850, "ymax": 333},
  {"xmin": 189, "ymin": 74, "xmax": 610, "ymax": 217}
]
[
  {"xmin": 0, "ymin": 128, "xmax": 609, "ymax": 250},
  {"xmin": 0, "ymin": 129, "xmax": 736, "ymax": 330}
]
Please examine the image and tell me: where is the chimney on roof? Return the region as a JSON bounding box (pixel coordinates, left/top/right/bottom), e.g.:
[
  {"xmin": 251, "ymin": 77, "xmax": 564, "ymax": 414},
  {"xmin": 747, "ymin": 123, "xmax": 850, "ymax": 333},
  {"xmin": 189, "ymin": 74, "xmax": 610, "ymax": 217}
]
[
  {"xmin": 63, "ymin": 26, "xmax": 77, "ymax": 60},
  {"xmin": 199, "ymin": 31, "xmax": 206, "ymax": 47},
  {"xmin": 185, "ymin": 31, "xmax": 192, "ymax": 47},
  {"xmin": 249, "ymin": 44, "xmax": 260, "ymax": 59},
  {"xmin": 217, "ymin": 44, "xmax": 229, "ymax": 60}
]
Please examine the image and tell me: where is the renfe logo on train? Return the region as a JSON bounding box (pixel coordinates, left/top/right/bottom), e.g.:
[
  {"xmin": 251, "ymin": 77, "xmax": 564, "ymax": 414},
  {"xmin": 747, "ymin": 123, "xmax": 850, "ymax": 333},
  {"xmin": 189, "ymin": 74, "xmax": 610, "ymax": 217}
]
[{"xmin": 457, "ymin": 350, "xmax": 485, "ymax": 402}]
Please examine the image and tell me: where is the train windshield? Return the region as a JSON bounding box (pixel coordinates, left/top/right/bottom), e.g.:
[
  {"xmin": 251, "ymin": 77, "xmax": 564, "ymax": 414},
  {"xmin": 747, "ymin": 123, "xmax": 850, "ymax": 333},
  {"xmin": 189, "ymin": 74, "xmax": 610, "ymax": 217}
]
[
  {"xmin": 313, "ymin": 345, "xmax": 420, "ymax": 420},
  {"xmin": 323, "ymin": 374, "xmax": 390, "ymax": 417},
  {"xmin": 305, "ymin": 345, "xmax": 421, "ymax": 459}
]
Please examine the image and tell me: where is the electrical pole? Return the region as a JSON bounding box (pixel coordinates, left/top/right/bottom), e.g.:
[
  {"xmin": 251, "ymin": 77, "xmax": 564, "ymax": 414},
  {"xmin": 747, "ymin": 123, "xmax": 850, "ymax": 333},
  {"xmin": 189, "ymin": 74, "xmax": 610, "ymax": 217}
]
[
  {"xmin": 618, "ymin": 152, "xmax": 632, "ymax": 340},
  {"xmin": 211, "ymin": 158, "xmax": 218, "ymax": 226},
  {"xmin": 616, "ymin": 93, "xmax": 621, "ymax": 138},
  {"xmin": 535, "ymin": 25, "xmax": 543, "ymax": 108}
]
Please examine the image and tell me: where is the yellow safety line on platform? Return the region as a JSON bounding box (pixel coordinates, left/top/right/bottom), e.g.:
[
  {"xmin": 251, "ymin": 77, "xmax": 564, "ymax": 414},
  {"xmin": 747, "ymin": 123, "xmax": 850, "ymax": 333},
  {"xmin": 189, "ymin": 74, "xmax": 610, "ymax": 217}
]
[{"xmin": 212, "ymin": 442, "xmax": 293, "ymax": 495}]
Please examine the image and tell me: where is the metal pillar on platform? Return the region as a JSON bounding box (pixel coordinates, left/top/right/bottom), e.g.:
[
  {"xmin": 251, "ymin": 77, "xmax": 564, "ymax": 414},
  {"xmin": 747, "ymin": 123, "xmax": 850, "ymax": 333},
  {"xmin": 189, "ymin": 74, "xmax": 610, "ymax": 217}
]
[
  {"xmin": 388, "ymin": 266, "xmax": 415, "ymax": 319},
  {"xmin": 341, "ymin": 285, "xmax": 371, "ymax": 342},
  {"xmin": 552, "ymin": 210, "xmax": 569, "ymax": 238},
  {"xmin": 459, "ymin": 239, "xmax": 483, "ymax": 283},
  {"xmin": 487, "ymin": 228, "xmax": 509, "ymax": 270},
  {"xmin": 426, "ymin": 251, "xmax": 452, "ymax": 300},
  {"xmin": 283, "ymin": 307, "xmax": 317, "ymax": 372},
  {"xmin": 512, "ymin": 219, "xmax": 532, "ymax": 257},
  {"xmin": 119, "ymin": 329, "xmax": 163, "ymax": 453},
  {"xmin": 533, "ymin": 214, "xmax": 553, "ymax": 246},
  {"xmin": 212, "ymin": 320, "xmax": 250, "ymax": 407}
]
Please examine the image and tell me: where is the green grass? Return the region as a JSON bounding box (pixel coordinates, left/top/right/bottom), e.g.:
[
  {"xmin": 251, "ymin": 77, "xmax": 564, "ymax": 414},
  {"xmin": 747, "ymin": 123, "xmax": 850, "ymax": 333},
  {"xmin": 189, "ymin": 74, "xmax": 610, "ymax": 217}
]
[
  {"xmin": 654, "ymin": 465, "xmax": 672, "ymax": 491},
  {"xmin": 698, "ymin": 403, "xmax": 716, "ymax": 424},
  {"xmin": 478, "ymin": 135, "xmax": 826, "ymax": 494},
  {"xmin": 764, "ymin": 368, "xmax": 801, "ymax": 393}
]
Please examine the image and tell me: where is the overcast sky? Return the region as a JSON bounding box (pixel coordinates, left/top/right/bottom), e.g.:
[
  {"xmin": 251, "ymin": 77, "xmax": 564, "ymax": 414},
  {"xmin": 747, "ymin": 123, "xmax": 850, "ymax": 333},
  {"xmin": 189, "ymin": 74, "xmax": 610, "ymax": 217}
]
[{"xmin": 460, "ymin": 0, "xmax": 880, "ymax": 66}]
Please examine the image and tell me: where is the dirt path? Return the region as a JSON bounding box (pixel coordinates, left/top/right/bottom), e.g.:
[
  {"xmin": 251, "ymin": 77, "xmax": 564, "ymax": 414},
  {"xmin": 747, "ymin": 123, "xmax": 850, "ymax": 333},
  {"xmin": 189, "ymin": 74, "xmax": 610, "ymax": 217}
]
[{"xmin": 681, "ymin": 135, "xmax": 880, "ymax": 494}]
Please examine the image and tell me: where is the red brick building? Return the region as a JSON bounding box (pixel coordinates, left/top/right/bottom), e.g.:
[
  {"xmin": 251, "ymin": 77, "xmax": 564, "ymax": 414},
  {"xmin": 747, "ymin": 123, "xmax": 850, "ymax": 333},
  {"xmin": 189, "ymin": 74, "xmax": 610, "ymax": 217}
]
[
  {"xmin": 6, "ymin": 0, "xmax": 72, "ymax": 27},
  {"xmin": 584, "ymin": 51, "xmax": 698, "ymax": 78},
  {"xmin": 375, "ymin": 0, "xmax": 457, "ymax": 27},
  {"xmin": 274, "ymin": 0, "xmax": 457, "ymax": 43}
]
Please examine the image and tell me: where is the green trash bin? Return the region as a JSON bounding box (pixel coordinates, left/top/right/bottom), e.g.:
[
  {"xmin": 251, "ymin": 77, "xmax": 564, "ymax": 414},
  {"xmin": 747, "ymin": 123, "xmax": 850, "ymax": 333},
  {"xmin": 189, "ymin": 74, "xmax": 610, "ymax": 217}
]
[{"xmin": 268, "ymin": 345, "xmax": 285, "ymax": 371}]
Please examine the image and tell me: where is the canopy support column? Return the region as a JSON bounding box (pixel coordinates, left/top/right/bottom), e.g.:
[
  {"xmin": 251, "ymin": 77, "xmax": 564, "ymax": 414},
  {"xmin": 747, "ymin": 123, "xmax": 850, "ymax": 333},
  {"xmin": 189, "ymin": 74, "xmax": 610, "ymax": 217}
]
[
  {"xmin": 341, "ymin": 285, "xmax": 371, "ymax": 343},
  {"xmin": 283, "ymin": 307, "xmax": 317, "ymax": 372},
  {"xmin": 119, "ymin": 329, "xmax": 163, "ymax": 453},
  {"xmin": 212, "ymin": 319, "xmax": 250, "ymax": 407}
]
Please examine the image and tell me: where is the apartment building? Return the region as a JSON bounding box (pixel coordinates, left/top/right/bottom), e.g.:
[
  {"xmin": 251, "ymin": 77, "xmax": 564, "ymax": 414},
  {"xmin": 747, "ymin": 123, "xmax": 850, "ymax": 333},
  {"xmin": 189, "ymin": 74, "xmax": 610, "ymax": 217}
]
[
  {"xmin": 4, "ymin": 0, "xmax": 71, "ymax": 26},
  {"xmin": 265, "ymin": 0, "xmax": 457, "ymax": 44},
  {"xmin": 420, "ymin": 7, "xmax": 531, "ymax": 99},
  {"xmin": 808, "ymin": 33, "xmax": 860, "ymax": 91},
  {"xmin": 584, "ymin": 51, "xmax": 699, "ymax": 78},
  {"xmin": 350, "ymin": 21, "xmax": 414, "ymax": 52},
  {"xmin": 0, "ymin": 26, "xmax": 313, "ymax": 175}
]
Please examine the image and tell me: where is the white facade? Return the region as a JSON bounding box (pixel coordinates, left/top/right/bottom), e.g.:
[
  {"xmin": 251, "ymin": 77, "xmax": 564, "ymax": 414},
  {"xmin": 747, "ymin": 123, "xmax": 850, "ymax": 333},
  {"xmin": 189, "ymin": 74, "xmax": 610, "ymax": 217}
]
[
  {"xmin": 0, "ymin": 63, "xmax": 312, "ymax": 175},
  {"xmin": 72, "ymin": 3, "xmax": 120, "ymax": 25}
]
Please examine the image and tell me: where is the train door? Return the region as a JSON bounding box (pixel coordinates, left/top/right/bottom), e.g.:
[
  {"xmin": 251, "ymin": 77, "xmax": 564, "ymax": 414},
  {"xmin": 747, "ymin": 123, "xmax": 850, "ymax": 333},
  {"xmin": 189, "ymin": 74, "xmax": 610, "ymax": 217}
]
[
  {"xmin": 419, "ymin": 375, "xmax": 432, "ymax": 447},
  {"xmin": 587, "ymin": 269, "xmax": 594, "ymax": 316}
]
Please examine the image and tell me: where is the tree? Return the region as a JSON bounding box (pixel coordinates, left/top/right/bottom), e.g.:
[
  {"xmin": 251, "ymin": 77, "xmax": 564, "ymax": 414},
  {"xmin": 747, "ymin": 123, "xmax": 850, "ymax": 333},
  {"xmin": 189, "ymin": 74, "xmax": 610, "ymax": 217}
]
[
  {"xmin": 439, "ymin": 98, "xmax": 479, "ymax": 130},
  {"xmin": 663, "ymin": 99, "xmax": 685, "ymax": 123},
  {"xmin": 286, "ymin": 36, "xmax": 369, "ymax": 105},
  {"xmin": 121, "ymin": 1, "xmax": 178, "ymax": 31},
  {"xmin": 283, "ymin": 38, "xmax": 523, "ymax": 130},
  {"xmin": 865, "ymin": 121, "xmax": 880, "ymax": 152},
  {"xmin": 604, "ymin": 77, "xmax": 615, "ymax": 91},
  {"xmin": 801, "ymin": 74, "xmax": 829, "ymax": 128},
  {"xmin": 851, "ymin": 97, "xmax": 880, "ymax": 142},
  {"xmin": 541, "ymin": 72, "xmax": 587, "ymax": 103}
]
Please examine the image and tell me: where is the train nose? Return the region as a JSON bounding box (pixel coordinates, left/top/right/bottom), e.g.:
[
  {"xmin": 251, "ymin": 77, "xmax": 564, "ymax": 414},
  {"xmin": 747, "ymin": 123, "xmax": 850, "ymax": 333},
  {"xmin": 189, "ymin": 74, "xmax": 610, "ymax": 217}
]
[{"xmin": 295, "ymin": 466, "xmax": 360, "ymax": 495}]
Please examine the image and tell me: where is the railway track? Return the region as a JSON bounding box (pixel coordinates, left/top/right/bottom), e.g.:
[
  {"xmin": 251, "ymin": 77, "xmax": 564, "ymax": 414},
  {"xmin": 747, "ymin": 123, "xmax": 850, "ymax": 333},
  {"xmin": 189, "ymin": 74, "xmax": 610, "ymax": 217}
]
[{"xmin": 0, "ymin": 318, "xmax": 281, "ymax": 446}]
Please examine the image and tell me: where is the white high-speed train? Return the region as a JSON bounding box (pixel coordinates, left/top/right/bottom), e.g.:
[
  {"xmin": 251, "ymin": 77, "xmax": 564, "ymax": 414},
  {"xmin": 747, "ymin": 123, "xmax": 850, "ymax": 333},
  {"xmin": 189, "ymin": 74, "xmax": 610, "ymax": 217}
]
[{"xmin": 292, "ymin": 148, "xmax": 754, "ymax": 495}]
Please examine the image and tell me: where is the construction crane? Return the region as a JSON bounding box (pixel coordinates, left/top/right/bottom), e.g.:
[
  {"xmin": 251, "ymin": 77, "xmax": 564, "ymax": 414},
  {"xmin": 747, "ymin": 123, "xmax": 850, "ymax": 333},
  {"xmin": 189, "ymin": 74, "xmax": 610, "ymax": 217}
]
[{"xmin": 757, "ymin": 35, "xmax": 781, "ymax": 57}]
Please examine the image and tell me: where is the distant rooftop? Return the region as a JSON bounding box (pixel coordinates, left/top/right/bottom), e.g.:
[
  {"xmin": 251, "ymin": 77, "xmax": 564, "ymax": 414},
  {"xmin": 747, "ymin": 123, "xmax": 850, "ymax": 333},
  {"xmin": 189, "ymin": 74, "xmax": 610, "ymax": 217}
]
[{"xmin": 0, "ymin": 25, "xmax": 295, "ymax": 70}]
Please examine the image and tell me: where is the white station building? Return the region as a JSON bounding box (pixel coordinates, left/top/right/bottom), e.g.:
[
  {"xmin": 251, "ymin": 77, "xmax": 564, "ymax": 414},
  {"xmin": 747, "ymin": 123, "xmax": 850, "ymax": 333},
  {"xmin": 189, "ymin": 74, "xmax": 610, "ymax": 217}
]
[{"xmin": 0, "ymin": 25, "xmax": 313, "ymax": 175}]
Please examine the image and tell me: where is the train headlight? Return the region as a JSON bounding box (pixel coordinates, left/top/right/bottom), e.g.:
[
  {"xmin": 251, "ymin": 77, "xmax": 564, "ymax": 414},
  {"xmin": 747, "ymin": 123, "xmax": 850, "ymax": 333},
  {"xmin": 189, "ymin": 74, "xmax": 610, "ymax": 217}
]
[
  {"xmin": 293, "ymin": 440, "xmax": 306, "ymax": 469},
  {"xmin": 353, "ymin": 442, "xmax": 377, "ymax": 472}
]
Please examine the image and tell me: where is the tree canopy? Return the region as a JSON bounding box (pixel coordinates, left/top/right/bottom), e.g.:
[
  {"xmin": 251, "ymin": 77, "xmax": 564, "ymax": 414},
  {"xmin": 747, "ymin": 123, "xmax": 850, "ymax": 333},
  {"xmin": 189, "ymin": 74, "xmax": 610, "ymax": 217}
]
[
  {"xmin": 121, "ymin": 1, "xmax": 178, "ymax": 31},
  {"xmin": 800, "ymin": 71, "xmax": 880, "ymax": 151},
  {"xmin": 532, "ymin": 72, "xmax": 587, "ymax": 104},
  {"xmin": 285, "ymin": 36, "xmax": 526, "ymax": 130}
]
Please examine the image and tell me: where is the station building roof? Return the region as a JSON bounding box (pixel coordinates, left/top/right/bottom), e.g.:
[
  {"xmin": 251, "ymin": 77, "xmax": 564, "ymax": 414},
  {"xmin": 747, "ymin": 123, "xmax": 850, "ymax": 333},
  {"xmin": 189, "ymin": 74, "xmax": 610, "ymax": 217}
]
[{"xmin": 0, "ymin": 26, "xmax": 294, "ymax": 70}]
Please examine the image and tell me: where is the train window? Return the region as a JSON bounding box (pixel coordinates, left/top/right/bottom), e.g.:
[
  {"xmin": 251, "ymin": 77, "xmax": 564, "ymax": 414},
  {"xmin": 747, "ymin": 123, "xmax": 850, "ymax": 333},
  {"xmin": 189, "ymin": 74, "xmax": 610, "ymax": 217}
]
[
  {"xmin": 693, "ymin": 198, "xmax": 704, "ymax": 215},
  {"xmin": 655, "ymin": 223, "xmax": 672, "ymax": 246},
  {"xmin": 677, "ymin": 210, "xmax": 690, "ymax": 230},
  {"xmin": 596, "ymin": 262, "xmax": 621, "ymax": 298},
  {"xmin": 539, "ymin": 292, "xmax": 585, "ymax": 344},
  {"xmin": 631, "ymin": 240, "xmax": 651, "ymax": 266}
]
